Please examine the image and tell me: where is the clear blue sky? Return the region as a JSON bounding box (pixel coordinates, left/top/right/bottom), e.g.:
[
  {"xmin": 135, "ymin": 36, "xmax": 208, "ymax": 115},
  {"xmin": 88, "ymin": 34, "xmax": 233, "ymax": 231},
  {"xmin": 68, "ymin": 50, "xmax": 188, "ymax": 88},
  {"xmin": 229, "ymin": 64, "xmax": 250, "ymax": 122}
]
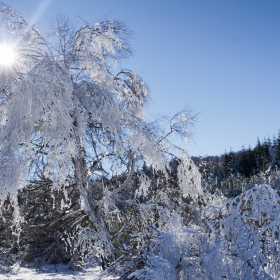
[{"xmin": 2, "ymin": 0, "xmax": 280, "ymax": 156}]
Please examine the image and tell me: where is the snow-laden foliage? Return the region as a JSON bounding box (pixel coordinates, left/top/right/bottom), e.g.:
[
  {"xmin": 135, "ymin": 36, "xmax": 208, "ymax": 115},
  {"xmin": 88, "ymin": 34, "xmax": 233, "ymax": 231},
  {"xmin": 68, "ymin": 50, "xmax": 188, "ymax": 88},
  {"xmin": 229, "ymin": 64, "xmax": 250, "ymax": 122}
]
[
  {"xmin": 128, "ymin": 184, "xmax": 280, "ymax": 280},
  {"xmin": 0, "ymin": 1, "xmax": 198, "ymax": 272},
  {"xmin": 177, "ymin": 153, "xmax": 202, "ymax": 199},
  {"xmin": 0, "ymin": 2, "xmax": 186, "ymax": 205}
]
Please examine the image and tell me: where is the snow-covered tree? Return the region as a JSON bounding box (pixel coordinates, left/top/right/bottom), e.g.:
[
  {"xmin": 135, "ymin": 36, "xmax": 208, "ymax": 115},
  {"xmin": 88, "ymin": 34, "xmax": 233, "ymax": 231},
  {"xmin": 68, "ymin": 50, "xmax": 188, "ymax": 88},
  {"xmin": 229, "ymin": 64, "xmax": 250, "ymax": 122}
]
[{"xmin": 0, "ymin": 2, "xmax": 198, "ymax": 269}]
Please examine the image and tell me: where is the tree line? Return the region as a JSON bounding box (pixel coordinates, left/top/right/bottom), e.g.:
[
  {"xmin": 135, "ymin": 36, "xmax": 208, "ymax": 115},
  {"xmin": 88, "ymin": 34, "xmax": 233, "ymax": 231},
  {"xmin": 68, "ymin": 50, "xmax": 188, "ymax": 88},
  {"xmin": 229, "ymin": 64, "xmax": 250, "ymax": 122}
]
[
  {"xmin": 223, "ymin": 134, "xmax": 280, "ymax": 177},
  {"xmin": 189, "ymin": 132, "xmax": 280, "ymax": 197}
]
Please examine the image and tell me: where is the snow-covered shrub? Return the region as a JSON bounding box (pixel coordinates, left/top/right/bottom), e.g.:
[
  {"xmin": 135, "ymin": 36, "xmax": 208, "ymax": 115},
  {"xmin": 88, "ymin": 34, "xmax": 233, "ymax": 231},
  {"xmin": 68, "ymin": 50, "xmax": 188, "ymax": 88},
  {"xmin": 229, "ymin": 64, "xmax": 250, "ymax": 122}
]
[{"xmin": 125, "ymin": 184, "xmax": 280, "ymax": 280}]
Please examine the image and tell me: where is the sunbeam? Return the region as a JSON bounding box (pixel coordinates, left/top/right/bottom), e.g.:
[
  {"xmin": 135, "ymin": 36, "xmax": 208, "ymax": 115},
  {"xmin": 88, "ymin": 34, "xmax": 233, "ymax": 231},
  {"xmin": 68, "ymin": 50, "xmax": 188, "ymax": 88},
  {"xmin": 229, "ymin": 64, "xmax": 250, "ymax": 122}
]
[{"xmin": 29, "ymin": 0, "xmax": 53, "ymax": 25}]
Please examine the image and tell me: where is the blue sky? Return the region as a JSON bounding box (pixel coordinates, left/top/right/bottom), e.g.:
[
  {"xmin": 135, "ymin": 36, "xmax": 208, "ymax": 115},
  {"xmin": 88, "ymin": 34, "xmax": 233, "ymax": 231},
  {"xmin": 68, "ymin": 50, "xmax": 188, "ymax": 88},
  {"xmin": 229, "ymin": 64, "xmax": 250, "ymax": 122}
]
[{"xmin": 2, "ymin": 0, "xmax": 280, "ymax": 156}]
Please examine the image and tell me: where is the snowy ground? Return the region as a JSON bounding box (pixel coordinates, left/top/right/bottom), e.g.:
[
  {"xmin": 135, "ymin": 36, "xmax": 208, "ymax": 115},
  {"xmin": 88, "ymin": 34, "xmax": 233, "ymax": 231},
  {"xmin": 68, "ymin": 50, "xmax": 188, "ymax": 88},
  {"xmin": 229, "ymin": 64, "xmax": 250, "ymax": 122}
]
[{"xmin": 0, "ymin": 264, "xmax": 116, "ymax": 280}]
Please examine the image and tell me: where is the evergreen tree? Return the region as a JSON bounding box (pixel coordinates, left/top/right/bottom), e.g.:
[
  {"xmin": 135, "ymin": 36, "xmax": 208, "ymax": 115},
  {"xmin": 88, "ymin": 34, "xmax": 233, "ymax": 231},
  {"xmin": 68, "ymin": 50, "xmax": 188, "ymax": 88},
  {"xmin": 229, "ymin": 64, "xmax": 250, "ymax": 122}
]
[
  {"xmin": 223, "ymin": 149, "xmax": 236, "ymax": 176},
  {"xmin": 276, "ymin": 130, "xmax": 280, "ymax": 165},
  {"xmin": 254, "ymin": 137, "xmax": 264, "ymax": 173},
  {"xmin": 263, "ymin": 137, "xmax": 271, "ymax": 170}
]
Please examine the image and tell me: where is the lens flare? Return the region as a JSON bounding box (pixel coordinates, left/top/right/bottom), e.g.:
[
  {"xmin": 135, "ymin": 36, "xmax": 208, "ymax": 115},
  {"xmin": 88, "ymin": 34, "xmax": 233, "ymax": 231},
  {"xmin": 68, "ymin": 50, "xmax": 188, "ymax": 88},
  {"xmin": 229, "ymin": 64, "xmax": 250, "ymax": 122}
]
[{"xmin": 0, "ymin": 43, "xmax": 17, "ymax": 67}]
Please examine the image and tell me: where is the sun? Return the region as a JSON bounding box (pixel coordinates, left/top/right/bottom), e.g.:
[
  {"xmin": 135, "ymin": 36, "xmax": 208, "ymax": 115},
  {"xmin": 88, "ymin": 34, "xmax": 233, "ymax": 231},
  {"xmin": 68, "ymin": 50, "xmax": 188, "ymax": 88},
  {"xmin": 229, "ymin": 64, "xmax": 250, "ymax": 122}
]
[{"xmin": 0, "ymin": 43, "xmax": 17, "ymax": 67}]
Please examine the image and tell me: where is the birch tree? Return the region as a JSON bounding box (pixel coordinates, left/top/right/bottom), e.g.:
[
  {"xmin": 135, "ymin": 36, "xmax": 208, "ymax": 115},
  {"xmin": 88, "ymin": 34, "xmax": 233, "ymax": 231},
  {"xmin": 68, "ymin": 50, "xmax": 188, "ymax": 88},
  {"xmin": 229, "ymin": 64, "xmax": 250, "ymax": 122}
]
[{"xmin": 0, "ymin": 2, "xmax": 198, "ymax": 269}]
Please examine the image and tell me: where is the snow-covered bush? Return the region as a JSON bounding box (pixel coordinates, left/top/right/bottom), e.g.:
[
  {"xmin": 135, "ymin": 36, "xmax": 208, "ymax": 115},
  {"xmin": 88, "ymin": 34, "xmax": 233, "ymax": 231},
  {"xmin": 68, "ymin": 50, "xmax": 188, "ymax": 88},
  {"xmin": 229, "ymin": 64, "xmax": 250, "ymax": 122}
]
[{"xmin": 128, "ymin": 184, "xmax": 280, "ymax": 279}]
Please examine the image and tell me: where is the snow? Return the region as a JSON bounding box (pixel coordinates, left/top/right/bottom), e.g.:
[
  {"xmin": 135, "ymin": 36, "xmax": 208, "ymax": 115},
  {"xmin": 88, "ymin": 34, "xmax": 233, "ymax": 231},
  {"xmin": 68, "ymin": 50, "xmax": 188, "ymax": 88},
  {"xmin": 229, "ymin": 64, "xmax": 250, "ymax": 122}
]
[{"xmin": 0, "ymin": 265, "xmax": 114, "ymax": 280}]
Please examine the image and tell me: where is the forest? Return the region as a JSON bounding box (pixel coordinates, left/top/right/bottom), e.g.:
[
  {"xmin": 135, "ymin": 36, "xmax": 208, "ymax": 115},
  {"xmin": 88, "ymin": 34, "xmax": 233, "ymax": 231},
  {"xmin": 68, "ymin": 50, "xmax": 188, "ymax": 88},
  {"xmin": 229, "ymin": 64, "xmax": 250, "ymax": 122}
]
[
  {"xmin": 0, "ymin": 2, "xmax": 280, "ymax": 279},
  {"xmin": 192, "ymin": 134, "xmax": 280, "ymax": 197}
]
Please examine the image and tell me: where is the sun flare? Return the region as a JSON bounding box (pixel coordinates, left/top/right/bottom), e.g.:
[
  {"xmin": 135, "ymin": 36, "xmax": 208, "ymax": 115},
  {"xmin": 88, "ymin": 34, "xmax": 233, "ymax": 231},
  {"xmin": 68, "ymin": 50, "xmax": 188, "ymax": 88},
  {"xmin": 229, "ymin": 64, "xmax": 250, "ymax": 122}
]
[{"xmin": 0, "ymin": 43, "xmax": 17, "ymax": 67}]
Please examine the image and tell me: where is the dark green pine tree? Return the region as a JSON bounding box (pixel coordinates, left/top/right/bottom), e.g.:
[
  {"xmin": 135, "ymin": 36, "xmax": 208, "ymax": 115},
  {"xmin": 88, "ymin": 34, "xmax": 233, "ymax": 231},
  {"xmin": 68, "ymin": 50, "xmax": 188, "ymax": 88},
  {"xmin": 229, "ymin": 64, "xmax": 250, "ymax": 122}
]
[
  {"xmin": 238, "ymin": 146, "xmax": 248, "ymax": 177},
  {"xmin": 263, "ymin": 137, "xmax": 272, "ymax": 171},
  {"xmin": 237, "ymin": 146, "xmax": 256, "ymax": 178},
  {"xmin": 247, "ymin": 145, "xmax": 257, "ymax": 176},
  {"xmin": 276, "ymin": 130, "xmax": 280, "ymax": 166},
  {"xmin": 223, "ymin": 149, "xmax": 236, "ymax": 177},
  {"xmin": 254, "ymin": 137, "xmax": 263, "ymax": 173},
  {"xmin": 223, "ymin": 151, "xmax": 231, "ymax": 177}
]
